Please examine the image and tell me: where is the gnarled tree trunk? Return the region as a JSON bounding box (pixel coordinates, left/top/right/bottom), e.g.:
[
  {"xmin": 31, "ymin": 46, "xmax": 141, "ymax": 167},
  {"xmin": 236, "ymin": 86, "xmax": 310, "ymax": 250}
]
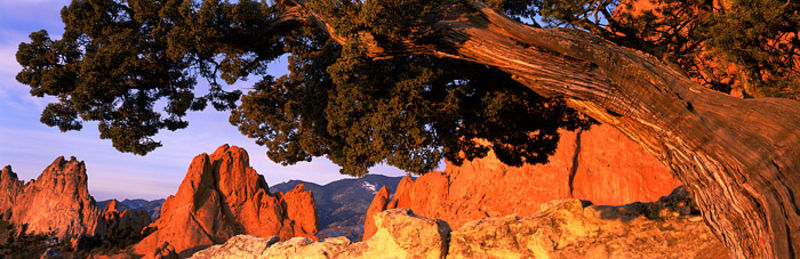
[{"xmin": 288, "ymin": 1, "xmax": 800, "ymax": 257}]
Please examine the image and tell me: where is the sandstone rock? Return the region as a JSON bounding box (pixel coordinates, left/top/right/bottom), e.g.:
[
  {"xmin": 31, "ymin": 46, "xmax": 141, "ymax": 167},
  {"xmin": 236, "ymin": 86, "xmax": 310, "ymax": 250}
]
[
  {"xmin": 190, "ymin": 235, "xmax": 281, "ymax": 258},
  {"xmin": 191, "ymin": 235, "xmax": 346, "ymax": 259},
  {"xmin": 262, "ymin": 237, "xmax": 336, "ymax": 258},
  {"xmin": 363, "ymin": 186, "xmax": 390, "ymax": 240},
  {"xmin": 365, "ymin": 124, "xmax": 681, "ymax": 239},
  {"xmin": 191, "ymin": 208, "xmax": 450, "ymax": 259},
  {"xmin": 280, "ymin": 184, "xmax": 319, "ymax": 241},
  {"xmin": 195, "ymin": 190, "xmax": 723, "ymax": 258},
  {"xmin": 271, "ymin": 175, "xmax": 404, "ymax": 242},
  {"xmin": 447, "ymin": 187, "xmax": 726, "ymax": 259},
  {"xmin": 357, "ymin": 208, "xmax": 450, "ymax": 259},
  {"xmin": 0, "ymin": 166, "xmax": 23, "ymax": 219},
  {"xmin": 97, "ymin": 199, "xmax": 165, "ymax": 220},
  {"xmin": 132, "ymin": 144, "xmax": 319, "ymax": 257},
  {"xmin": 10, "ymin": 156, "xmax": 101, "ymax": 241},
  {"xmin": 99, "ymin": 199, "xmax": 152, "ymax": 240}
]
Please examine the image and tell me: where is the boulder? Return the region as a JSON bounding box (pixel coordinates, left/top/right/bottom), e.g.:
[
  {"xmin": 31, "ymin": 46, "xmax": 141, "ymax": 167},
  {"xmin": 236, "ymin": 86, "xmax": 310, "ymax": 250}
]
[
  {"xmin": 358, "ymin": 208, "xmax": 450, "ymax": 259},
  {"xmin": 193, "ymin": 188, "xmax": 725, "ymax": 258},
  {"xmin": 447, "ymin": 187, "xmax": 727, "ymax": 258},
  {"xmin": 191, "ymin": 208, "xmax": 450, "ymax": 259},
  {"xmin": 131, "ymin": 144, "xmax": 319, "ymax": 257},
  {"xmin": 365, "ymin": 124, "xmax": 681, "ymax": 240},
  {"xmin": 190, "ymin": 235, "xmax": 281, "ymax": 258},
  {"xmin": 280, "ymin": 184, "xmax": 319, "ymax": 241}
]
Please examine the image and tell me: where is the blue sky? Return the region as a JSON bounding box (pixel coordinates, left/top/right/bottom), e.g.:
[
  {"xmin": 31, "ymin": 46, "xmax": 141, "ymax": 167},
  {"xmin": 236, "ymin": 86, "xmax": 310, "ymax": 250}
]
[{"xmin": 0, "ymin": 0, "xmax": 410, "ymax": 201}]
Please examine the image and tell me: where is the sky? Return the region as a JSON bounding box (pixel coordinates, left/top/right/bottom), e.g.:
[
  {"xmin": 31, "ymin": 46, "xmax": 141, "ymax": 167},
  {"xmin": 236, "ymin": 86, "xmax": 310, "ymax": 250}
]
[{"xmin": 0, "ymin": 0, "xmax": 411, "ymax": 201}]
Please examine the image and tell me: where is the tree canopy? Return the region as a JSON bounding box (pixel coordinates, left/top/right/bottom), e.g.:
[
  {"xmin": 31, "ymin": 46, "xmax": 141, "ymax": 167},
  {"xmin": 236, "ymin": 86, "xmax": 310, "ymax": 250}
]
[{"xmin": 16, "ymin": 0, "xmax": 799, "ymax": 176}]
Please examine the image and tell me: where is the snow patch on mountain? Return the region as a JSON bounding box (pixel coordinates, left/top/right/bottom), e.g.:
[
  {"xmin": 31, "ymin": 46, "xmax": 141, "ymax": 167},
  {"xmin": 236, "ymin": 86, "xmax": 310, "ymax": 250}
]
[{"xmin": 361, "ymin": 181, "xmax": 377, "ymax": 194}]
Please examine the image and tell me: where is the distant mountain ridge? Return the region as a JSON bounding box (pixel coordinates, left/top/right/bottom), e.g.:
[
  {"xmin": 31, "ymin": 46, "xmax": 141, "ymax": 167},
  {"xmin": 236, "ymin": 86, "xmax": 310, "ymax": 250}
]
[
  {"xmin": 97, "ymin": 198, "xmax": 165, "ymax": 219},
  {"xmin": 96, "ymin": 174, "xmax": 408, "ymax": 242},
  {"xmin": 271, "ymin": 174, "xmax": 407, "ymax": 241}
]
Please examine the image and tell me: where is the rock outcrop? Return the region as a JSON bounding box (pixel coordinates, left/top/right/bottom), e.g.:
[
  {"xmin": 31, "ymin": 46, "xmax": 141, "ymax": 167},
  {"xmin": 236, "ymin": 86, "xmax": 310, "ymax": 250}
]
[
  {"xmin": 131, "ymin": 144, "xmax": 319, "ymax": 257},
  {"xmin": 8, "ymin": 157, "xmax": 101, "ymax": 241},
  {"xmin": 0, "ymin": 166, "xmax": 23, "ymax": 219},
  {"xmin": 363, "ymin": 186, "xmax": 390, "ymax": 243},
  {"xmin": 97, "ymin": 199, "xmax": 165, "ymax": 220},
  {"xmin": 99, "ymin": 199, "xmax": 152, "ymax": 239},
  {"xmin": 364, "ymin": 124, "xmax": 681, "ymax": 240},
  {"xmin": 193, "ymin": 187, "xmax": 726, "ymax": 258},
  {"xmin": 447, "ymin": 188, "xmax": 724, "ymax": 258}
]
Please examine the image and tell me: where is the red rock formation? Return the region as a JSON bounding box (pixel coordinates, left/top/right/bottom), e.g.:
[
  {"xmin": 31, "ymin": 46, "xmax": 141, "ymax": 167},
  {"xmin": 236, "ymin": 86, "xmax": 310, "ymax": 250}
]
[
  {"xmin": 0, "ymin": 166, "xmax": 23, "ymax": 219},
  {"xmin": 99, "ymin": 199, "xmax": 152, "ymax": 238},
  {"xmin": 9, "ymin": 156, "xmax": 101, "ymax": 241},
  {"xmin": 570, "ymin": 124, "xmax": 682, "ymax": 205},
  {"xmin": 132, "ymin": 144, "xmax": 319, "ymax": 257},
  {"xmin": 280, "ymin": 184, "xmax": 318, "ymax": 240},
  {"xmin": 363, "ymin": 186, "xmax": 390, "ymax": 240},
  {"xmin": 364, "ymin": 124, "xmax": 681, "ymax": 240}
]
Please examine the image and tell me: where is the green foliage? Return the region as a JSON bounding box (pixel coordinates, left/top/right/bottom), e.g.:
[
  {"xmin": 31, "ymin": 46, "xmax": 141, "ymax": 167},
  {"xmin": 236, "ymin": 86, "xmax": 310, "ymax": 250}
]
[
  {"xmin": 231, "ymin": 33, "xmax": 590, "ymax": 175},
  {"xmin": 18, "ymin": 0, "xmax": 593, "ymax": 176},
  {"xmin": 706, "ymin": 0, "xmax": 800, "ymax": 98},
  {"xmin": 16, "ymin": 0, "xmax": 283, "ymax": 155},
  {"xmin": 534, "ymin": 0, "xmax": 800, "ymax": 98},
  {"xmin": 29, "ymin": 0, "xmax": 800, "ymax": 176}
]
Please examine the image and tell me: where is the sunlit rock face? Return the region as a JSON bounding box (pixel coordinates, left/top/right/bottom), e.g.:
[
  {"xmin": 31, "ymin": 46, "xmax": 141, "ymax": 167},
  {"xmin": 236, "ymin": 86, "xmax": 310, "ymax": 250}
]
[
  {"xmin": 364, "ymin": 124, "xmax": 681, "ymax": 240},
  {"xmin": 363, "ymin": 186, "xmax": 391, "ymax": 242},
  {"xmin": 0, "ymin": 166, "xmax": 23, "ymax": 219},
  {"xmin": 8, "ymin": 157, "xmax": 102, "ymax": 241},
  {"xmin": 132, "ymin": 144, "xmax": 319, "ymax": 257},
  {"xmin": 192, "ymin": 187, "xmax": 726, "ymax": 258}
]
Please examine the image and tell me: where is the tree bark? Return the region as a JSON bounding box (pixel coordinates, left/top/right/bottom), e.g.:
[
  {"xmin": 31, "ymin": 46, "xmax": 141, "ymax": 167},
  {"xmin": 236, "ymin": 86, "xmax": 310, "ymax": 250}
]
[{"xmin": 289, "ymin": 1, "xmax": 800, "ymax": 257}]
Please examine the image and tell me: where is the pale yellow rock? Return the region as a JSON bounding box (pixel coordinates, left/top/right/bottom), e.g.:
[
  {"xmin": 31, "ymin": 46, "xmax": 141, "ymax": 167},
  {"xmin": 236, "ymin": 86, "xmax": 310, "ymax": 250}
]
[
  {"xmin": 190, "ymin": 235, "xmax": 279, "ymax": 259},
  {"xmin": 192, "ymin": 188, "xmax": 727, "ymax": 259},
  {"xmin": 190, "ymin": 209, "xmax": 449, "ymax": 259},
  {"xmin": 356, "ymin": 208, "xmax": 450, "ymax": 259},
  {"xmin": 447, "ymin": 187, "xmax": 728, "ymax": 259}
]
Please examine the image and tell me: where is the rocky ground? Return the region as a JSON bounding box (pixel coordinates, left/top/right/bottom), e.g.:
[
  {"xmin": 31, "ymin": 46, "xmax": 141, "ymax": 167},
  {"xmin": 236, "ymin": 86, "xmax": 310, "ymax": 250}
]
[{"xmin": 193, "ymin": 187, "xmax": 727, "ymax": 258}]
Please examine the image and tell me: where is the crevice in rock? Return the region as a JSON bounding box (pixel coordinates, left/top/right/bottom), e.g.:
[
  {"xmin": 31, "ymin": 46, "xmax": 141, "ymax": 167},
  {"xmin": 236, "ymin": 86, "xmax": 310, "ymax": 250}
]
[{"xmin": 568, "ymin": 129, "xmax": 584, "ymax": 198}]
